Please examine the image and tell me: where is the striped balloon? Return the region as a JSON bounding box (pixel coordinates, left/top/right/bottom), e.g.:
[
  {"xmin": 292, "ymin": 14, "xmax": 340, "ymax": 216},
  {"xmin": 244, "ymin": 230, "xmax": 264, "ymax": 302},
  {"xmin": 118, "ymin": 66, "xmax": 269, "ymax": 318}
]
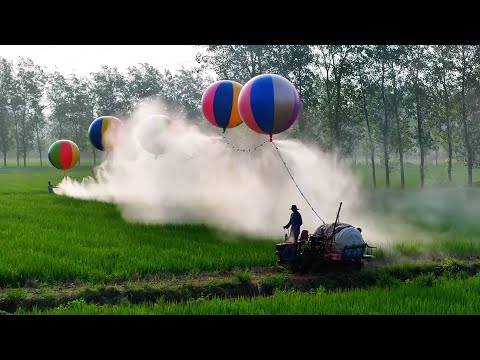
[
  {"xmin": 48, "ymin": 140, "xmax": 80, "ymax": 170},
  {"xmin": 238, "ymin": 74, "xmax": 300, "ymax": 141},
  {"xmin": 88, "ymin": 116, "xmax": 123, "ymax": 151},
  {"xmin": 201, "ymin": 80, "xmax": 243, "ymax": 131}
]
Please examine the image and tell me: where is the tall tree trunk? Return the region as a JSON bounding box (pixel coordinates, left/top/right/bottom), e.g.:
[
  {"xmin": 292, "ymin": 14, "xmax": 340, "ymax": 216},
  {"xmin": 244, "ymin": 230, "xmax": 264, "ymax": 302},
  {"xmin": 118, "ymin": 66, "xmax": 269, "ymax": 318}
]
[
  {"xmin": 360, "ymin": 78, "xmax": 376, "ymax": 189},
  {"xmin": 443, "ymin": 78, "xmax": 453, "ymax": 183},
  {"xmin": 3, "ymin": 152, "xmax": 6, "ymax": 166},
  {"xmin": 326, "ymin": 78, "xmax": 334, "ymax": 152},
  {"xmin": 255, "ymin": 48, "xmax": 263, "ymax": 75},
  {"xmin": 21, "ymin": 109, "xmax": 27, "ymax": 167},
  {"xmin": 248, "ymin": 50, "xmax": 257, "ymax": 78},
  {"xmin": 58, "ymin": 115, "xmax": 64, "ymax": 140},
  {"xmin": 461, "ymin": 47, "xmax": 473, "ymax": 187},
  {"xmin": 415, "ymin": 80, "xmax": 425, "ymax": 188},
  {"xmin": 75, "ymin": 124, "xmax": 80, "ymax": 165},
  {"xmin": 296, "ymin": 60, "xmax": 306, "ymax": 136},
  {"xmin": 435, "ymin": 151, "xmax": 438, "ymax": 166},
  {"xmin": 36, "ymin": 127, "xmax": 42, "ymax": 166},
  {"xmin": 333, "ymin": 65, "xmax": 343, "ymax": 162},
  {"xmin": 34, "ymin": 110, "xmax": 42, "ymax": 166},
  {"xmin": 391, "ymin": 66, "xmax": 405, "ymax": 190},
  {"xmin": 14, "ymin": 115, "xmax": 19, "ymax": 167},
  {"xmin": 380, "ymin": 60, "xmax": 390, "ymax": 189},
  {"xmin": 399, "ymin": 144, "xmax": 405, "ymax": 189},
  {"xmin": 321, "ymin": 48, "xmax": 334, "ymax": 153}
]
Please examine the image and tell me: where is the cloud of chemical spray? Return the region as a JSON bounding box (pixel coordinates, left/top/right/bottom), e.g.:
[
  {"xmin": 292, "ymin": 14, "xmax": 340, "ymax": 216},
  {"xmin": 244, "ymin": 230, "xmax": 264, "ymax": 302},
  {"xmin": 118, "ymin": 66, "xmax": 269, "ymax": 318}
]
[{"xmin": 56, "ymin": 100, "xmax": 413, "ymax": 246}]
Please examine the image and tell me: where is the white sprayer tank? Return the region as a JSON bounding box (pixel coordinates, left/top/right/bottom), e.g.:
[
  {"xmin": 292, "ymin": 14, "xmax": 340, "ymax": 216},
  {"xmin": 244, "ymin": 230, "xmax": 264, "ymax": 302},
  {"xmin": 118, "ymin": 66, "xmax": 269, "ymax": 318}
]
[{"xmin": 334, "ymin": 226, "xmax": 365, "ymax": 252}]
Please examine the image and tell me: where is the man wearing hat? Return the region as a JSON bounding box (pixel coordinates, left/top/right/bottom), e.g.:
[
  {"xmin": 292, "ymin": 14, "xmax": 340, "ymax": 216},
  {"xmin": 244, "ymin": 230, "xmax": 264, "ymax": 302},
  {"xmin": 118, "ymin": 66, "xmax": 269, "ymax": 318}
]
[{"xmin": 284, "ymin": 205, "xmax": 303, "ymax": 242}]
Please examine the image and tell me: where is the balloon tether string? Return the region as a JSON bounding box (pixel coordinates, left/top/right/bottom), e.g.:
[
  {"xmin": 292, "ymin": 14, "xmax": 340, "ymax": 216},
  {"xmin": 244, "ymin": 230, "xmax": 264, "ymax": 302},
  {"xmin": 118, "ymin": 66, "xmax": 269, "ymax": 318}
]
[
  {"xmin": 221, "ymin": 130, "xmax": 268, "ymax": 151},
  {"xmin": 271, "ymin": 141, "xmax": 325, "ymax": 224}
]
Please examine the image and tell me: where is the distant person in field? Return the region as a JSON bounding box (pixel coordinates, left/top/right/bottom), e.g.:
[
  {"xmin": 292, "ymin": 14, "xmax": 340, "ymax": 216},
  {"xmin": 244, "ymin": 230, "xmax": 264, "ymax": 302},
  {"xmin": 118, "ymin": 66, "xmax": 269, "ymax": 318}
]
[
  {"xmin": 48, "ymin": 181, "xmax": 54, "ymax": 193},
  {"xmin": 284, "ymin": 205, "xmax": 303, "ymax": 242}
]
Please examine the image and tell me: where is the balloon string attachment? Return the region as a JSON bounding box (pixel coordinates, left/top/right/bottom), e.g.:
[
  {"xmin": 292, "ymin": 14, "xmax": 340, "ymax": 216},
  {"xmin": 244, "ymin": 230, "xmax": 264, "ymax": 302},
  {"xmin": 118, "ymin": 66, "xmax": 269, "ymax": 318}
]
[
  {"xmin": 220, "ymin": 135, "xmax": 268, "ymax": 152},
  {"xmin": 269, "ymin": 134, "xmax": 272, "ymax": 142},
  {"xmin": 271, "ymin": 141, "xmax": 325, "ymax": 224}
]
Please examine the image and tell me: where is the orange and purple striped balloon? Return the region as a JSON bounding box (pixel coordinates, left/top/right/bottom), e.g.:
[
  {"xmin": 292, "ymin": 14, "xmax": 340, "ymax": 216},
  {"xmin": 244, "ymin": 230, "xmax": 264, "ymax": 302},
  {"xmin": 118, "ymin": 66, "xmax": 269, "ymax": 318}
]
[
  {"xmin": 48, "ymin": 140, "xmax": 80, "ymax": 170},
  {"xmin": 238, "ymin": 74, "xmax": 300, "ymax": 141},
  {"xmin": 201, "ymin": 80, "xmax": 243, "ymax": 131},
  {"xmin": 88, "ymin": 116, "xmax": 123, "ymax": 152}
]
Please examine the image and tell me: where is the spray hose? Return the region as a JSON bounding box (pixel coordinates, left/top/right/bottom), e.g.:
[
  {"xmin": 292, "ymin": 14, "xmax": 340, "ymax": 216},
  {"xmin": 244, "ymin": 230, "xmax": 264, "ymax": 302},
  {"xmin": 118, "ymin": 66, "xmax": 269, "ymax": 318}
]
[{"xmin": 271, "ymin": 141, "xmax": 325, "ymax": 225}]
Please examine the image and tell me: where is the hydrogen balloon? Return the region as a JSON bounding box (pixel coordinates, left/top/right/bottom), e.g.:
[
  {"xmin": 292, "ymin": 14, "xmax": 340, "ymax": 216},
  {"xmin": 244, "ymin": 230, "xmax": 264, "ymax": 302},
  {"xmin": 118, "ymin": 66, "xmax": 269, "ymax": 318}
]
[
  {"xmin": 88, "ymin": 116, "xmax": 124, "ymax": 151},
  {"xmin": 202, "ymin": 80, "xmax": 243, "ymax": 132},
  {"xmin": 48, "ymin": 139, "xmax": 80, "ymax": 170},
  {"xmin": 238, "ymin": 74, "xmax": 300, "ymax": 141}
]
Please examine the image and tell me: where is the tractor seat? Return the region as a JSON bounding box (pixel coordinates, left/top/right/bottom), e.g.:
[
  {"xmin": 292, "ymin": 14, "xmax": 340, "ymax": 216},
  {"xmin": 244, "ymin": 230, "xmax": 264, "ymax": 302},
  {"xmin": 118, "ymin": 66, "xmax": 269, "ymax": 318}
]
[{"xmin": 299, "ymin": 230, "xmax": 308, "ymax": 241}]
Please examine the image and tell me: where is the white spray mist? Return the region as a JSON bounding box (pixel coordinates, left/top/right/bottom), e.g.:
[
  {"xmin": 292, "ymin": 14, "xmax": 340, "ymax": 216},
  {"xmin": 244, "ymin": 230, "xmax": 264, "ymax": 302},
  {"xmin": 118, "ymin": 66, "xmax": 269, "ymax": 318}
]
[{"xmin": 56, "ymin": 100, "xmax": 396, "ymax": 244}]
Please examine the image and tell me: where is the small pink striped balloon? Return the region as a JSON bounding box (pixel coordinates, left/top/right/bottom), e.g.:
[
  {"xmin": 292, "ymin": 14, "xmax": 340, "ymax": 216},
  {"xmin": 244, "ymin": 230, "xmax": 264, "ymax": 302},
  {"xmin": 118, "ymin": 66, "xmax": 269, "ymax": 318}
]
[{"xmin": 201, "ymin": 80, "xmax": 243, "ymax": 131}]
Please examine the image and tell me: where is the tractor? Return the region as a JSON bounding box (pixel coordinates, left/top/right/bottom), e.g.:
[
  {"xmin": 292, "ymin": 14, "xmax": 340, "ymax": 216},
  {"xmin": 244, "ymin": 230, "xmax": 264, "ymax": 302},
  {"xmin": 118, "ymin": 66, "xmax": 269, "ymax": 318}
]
[{"xmin": 275, "ymin": 202, "xmax": 376, "ymax": 272}]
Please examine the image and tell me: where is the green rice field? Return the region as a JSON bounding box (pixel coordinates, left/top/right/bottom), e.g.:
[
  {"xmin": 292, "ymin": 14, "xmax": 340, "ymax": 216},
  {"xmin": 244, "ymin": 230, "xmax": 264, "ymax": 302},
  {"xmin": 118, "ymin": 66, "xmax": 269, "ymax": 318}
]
[{"xmin": 2, "ymin": 158, "xmax": 480, "ymax": 315}]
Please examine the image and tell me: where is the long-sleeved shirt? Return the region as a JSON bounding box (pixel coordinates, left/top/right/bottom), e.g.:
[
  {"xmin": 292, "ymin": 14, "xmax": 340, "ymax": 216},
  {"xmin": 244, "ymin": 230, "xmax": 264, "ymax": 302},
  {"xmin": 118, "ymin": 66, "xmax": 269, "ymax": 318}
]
[{"xmin": 285, "ymin": 211, "xmax": 303, "ymax": 229}]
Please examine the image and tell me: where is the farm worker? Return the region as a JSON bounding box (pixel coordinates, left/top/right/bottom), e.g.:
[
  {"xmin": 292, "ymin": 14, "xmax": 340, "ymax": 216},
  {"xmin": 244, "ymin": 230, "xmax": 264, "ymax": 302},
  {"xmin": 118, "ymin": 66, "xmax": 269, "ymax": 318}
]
[
  {"xmin": 48, "ymin": 181, "xmax": 54, "ymax": 193},
  {"xmin": 284, "ymin": 205, "xmax": 303, "ymax": 242}
]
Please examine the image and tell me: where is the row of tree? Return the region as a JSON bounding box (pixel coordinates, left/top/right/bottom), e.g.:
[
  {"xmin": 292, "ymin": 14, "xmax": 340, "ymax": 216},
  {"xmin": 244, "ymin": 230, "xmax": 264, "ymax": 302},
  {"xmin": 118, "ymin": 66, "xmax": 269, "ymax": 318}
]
[
  {"xmin": 1, "ymin": 45, "xmax": 480, "ymax": 188},
  {"xmin": 0, "ymin": 57, "xmax": 213, "ymax": 166}
]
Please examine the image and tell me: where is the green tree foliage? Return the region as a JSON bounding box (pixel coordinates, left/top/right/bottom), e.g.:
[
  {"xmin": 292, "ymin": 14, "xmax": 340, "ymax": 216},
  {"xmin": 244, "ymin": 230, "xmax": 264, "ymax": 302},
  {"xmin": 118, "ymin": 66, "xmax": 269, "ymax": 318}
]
[
  {"xmin": 11, "ymin": 58, "xmax": 46, "ymax": 166},
  {"xmin": 3, "ymin": 45, "xmax": 480, "ymax": 188},
  {"xmin": 91, "ymin": 66, "xmax": 130, "ymax": 118}
]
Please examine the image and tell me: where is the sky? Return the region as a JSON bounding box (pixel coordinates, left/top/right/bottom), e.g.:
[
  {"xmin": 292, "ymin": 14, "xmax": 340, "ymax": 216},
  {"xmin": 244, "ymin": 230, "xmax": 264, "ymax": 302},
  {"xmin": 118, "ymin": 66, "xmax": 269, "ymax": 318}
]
[{"xmin": 0, "ymin": 45, "xmax": 201, "ymax": 76}]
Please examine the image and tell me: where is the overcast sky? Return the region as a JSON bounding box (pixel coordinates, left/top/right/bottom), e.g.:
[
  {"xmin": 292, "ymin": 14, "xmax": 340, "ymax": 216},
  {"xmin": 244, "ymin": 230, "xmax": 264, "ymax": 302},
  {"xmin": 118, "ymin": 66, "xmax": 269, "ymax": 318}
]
[{"xmin": 0, "ymin": 45, "xmax": 201, "ymax": 76}]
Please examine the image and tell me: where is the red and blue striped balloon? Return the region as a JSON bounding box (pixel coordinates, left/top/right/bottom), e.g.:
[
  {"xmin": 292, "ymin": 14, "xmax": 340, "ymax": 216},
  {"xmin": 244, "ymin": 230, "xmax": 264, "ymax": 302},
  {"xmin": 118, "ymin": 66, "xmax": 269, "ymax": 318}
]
[
  {"xmin": 201, "ymin": 80, "xmax": 243, "ymax": 131},
  {"xmin": 238, "ymin": 74, "xmax": 300, "ymax": 141},
  {"xmin": 48, "ymin": 139, "xmax": 80, "ymax": 170}
]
